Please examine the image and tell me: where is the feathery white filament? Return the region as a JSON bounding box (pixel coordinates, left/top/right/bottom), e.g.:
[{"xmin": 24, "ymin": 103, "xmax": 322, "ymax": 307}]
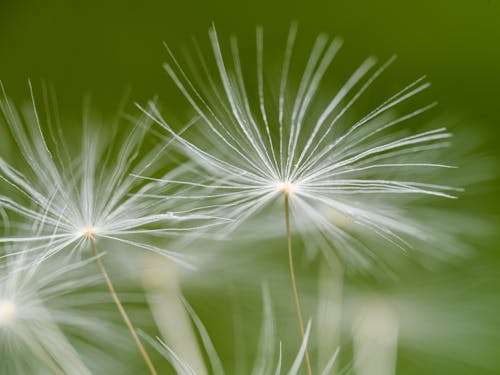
[
  {"xmin": 140, "ymin": 25, "xmax": 462, "ymax": 269},
  {"xmin": 0, "ymin": 84, "xmax": 220, "ymax": 267}
]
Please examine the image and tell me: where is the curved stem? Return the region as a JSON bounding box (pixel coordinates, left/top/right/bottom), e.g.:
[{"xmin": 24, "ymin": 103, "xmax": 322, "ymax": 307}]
[
  {"xmin": 90, "ymin": 240, "xmax": 158, "ymax": 375},
  {"xmin": 284, "ymin": 194, "xmax": 312, "ymax": 375}
]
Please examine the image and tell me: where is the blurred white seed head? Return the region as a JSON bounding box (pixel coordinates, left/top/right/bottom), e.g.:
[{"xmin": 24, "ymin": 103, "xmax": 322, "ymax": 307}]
[
  {"xmin": 0, "ymin": 299, "xmax": 16, "ymax": 326},
  {"xmin": 0, "ymin": 250, "xmax": 96, "ymax": 374},
  {"xmin": 352, "ymin": 296, "xmax": 399, "ymax": 375}
]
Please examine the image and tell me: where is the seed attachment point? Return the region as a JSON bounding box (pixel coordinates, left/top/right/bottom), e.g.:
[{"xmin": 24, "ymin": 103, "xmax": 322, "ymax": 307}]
[
  {"xmin": 277, "ymin": 182, "xmax": 296, "ymax": 196},
  {"xmin": 82, "ymin": 228, "xmax": 97, "ymax": 240}
]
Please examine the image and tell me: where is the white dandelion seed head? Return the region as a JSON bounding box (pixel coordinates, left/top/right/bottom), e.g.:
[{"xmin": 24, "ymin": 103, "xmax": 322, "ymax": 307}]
[
  {"xmin": 140, "ymin": 24, "xmax": 469, "ymax": 271},
  {"xmin": 0, "ymin": 84, "xmax": 212, "ymax": 267},
  {"xmin": 0, "ymin": 299, "xmax": 16, "ymax": 326}
]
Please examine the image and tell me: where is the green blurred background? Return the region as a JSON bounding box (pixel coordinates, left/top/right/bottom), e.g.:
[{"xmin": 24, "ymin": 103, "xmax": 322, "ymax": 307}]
[
  {"xmin": 1, "ymin": 0, "xmax": 499, "ymax": 121},
  {"xmin": 1, "ymin": 1, "xmax": 499, "ymax": 374}
]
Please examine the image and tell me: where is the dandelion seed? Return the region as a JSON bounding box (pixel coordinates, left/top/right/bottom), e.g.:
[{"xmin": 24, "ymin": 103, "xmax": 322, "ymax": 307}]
[
  {"xmin": 0, "ymin": 84, "xmax": 222, "ymax": 374},
  {"xmin": 141, "ymin": 24, "xmax": 462, "ymax": 373},
  {"xmin": 143, "ymin": 26, "xmax": 460, "ymax": 265},
  {"xmin": 0, "ymin": 83, "xmax": 216, "ymax": 267}
]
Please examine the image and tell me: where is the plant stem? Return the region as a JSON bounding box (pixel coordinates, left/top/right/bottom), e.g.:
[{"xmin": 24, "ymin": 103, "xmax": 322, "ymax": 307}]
[
  {"xmin": 284, "ymin": 194, "xmax": 312, "ymax": 375},
  {"xmin": 90, "ymin": 240, "xmax": 158, "ymax": 375}
]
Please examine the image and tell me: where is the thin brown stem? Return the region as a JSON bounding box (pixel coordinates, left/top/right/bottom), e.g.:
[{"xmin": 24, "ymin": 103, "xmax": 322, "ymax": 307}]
[
  {"xmin": 284, "ymin": 194, "xmax": 312, "ymax": 375},
  {"xmin": 90, "ymin": 240, "xmax": 158, "ymax": 375}
]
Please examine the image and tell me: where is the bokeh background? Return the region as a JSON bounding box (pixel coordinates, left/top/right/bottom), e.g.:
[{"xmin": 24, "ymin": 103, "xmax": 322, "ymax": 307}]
[{"xmin": 1, "ymin": 1, "xmax": 499, "ymax": 374}]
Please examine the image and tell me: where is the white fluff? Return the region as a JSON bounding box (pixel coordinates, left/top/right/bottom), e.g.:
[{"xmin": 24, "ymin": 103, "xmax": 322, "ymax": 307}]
[{"xmin": 141, "ymin": 25, "xmax": 462, "ymax": 271}]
